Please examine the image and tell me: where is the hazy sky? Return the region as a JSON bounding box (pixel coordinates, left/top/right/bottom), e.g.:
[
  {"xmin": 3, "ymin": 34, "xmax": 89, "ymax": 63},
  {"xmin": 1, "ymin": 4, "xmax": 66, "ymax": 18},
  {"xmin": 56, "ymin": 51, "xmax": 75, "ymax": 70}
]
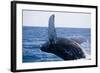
[{"xmin": 23, "ymin": 10, "xmax": 91, "ymax": 28}]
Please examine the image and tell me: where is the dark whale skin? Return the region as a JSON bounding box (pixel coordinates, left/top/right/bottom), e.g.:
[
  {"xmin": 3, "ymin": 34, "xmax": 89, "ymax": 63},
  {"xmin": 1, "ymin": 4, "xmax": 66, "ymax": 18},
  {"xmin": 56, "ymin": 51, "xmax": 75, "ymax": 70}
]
[{"xmin": 40, "ymin": 37, "xmax": 86, "ymax": 60}]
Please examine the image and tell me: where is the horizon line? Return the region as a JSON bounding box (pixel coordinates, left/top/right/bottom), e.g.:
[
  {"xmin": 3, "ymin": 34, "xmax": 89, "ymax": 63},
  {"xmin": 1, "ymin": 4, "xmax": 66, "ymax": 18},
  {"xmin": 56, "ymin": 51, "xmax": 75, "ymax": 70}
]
[{"xmin": 22, "ymin": 25, "xmax": 91, "ymax": 29}]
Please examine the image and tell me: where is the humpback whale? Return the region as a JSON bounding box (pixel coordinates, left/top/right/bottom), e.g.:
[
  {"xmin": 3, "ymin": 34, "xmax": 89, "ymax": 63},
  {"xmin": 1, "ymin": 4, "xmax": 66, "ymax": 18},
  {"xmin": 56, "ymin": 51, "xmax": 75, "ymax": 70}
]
[{"xmin": 40, "ymin": 14, "xmax": 86, "ymax": 60}]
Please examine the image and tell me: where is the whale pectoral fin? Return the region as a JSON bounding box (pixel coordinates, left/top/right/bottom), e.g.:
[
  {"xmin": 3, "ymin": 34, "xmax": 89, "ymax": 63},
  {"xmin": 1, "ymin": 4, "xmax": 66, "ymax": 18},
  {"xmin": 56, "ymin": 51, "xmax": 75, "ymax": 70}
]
[
  {"xmin": 70, "ymin": 37, "xmax": 86, "ymax": 44},
  {"xmin": 48, "ymin": 14, "xmax": 57, "ymax": 43}
]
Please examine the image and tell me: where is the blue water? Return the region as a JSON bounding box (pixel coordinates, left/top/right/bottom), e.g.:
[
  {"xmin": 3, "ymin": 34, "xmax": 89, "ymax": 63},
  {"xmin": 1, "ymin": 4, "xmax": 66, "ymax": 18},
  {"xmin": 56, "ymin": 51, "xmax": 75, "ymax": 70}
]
[{"xmin": 22, "ymin": 26, "xmax": 91, "ymax": 63}]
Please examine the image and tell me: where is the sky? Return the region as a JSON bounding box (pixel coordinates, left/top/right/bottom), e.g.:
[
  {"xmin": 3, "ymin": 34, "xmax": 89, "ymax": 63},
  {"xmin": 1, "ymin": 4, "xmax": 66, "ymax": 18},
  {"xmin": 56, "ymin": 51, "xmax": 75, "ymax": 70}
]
[{"xmin": 23, "ymin": 10, "xmax": 91, "ymax": 28}]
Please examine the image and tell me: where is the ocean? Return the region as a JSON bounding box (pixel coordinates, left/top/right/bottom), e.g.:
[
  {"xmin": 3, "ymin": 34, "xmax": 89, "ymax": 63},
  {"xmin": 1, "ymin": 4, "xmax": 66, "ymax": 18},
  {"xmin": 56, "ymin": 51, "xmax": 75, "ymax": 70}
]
[{"xmin": 22, "ymin": 26, "xmax": 91, "ymax": 63}]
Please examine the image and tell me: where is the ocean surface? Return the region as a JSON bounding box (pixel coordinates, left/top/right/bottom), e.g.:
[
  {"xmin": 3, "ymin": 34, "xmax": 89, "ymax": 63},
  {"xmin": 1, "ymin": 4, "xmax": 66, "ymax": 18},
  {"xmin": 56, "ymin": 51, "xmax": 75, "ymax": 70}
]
[{"xmin": 22, "ymin": 26, "xmax": 91, "ymax": 63}]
